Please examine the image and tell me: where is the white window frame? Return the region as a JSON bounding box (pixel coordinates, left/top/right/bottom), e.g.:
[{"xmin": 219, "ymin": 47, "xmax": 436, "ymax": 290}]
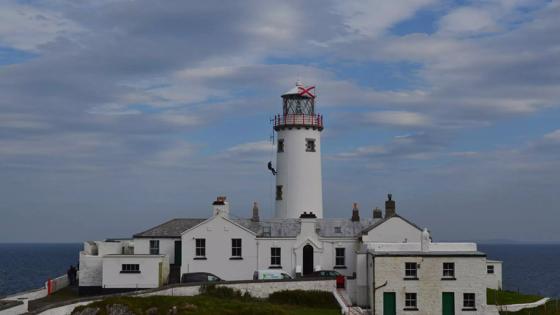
[
  {"xmin": 335, "ymin": 248, "xmax": 345, "ymax": 267},
  {"xmin": 149, "ymin": 240, "xmax": 159, "ymax": 255},
  {"xmin": 463, "ymin": 293, "xmax": 476, "ymax": 309},
  {"xmin": 231, "ymin": 238, "xmax": 242, "ymax": 258},
  {"xmin": 121, "ymin": 264, "xmax": 140, "ymax": 273},
  {"xmin": 195, "ymin": 238, "xmax": 206, "ymax": 257},
  {"xmin": 271, "ymin": 247, "xmax": 281, "ymax": 266},
  {"xmin": 405, "ymin": 292, "xmax": 417, "ymax": 309},
  {"xmin": 443, "ymin": 262, "xmax": 455, "ymax": 278},
  {"xmin": 405, "ymin": 262, "xmax": 417, "ymax": 278}
]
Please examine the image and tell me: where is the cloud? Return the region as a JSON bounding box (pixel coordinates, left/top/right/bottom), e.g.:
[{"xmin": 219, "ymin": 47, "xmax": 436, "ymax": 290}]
[
  {"xmin": 438, "ymin": 7, "xmax": 498, "ymax": 35},
  {"xmin": 364, "ymin": 111, "xmax": 432, "ymax": 127},
  {"xmin": 0, "ymin": 1, "xmax": 83, "ymax": 51}
]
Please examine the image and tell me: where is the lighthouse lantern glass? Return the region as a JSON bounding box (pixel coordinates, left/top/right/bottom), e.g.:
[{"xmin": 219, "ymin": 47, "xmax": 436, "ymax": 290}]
[{"xmin": 283, "ymin": 95, "xmax": 314, "ymax": 116}]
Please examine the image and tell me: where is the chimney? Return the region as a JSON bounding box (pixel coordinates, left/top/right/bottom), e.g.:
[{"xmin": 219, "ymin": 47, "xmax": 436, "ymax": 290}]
[
  {"xmin": 385, "ymin": 194, "xmax": 396, "ymax": 218},
  {"xmin": 212, "ymin": 196, "xmax": 229, "ymax": 216},
  {"xmin": 373, "ymin": 207, "xmax": 383, "ymax": 219},
  {"xmin": 251, "ymin": 202, "xmax": 260, "ymax": 222},
  {"xmin": 351, "ymin": 203, "xmax": 360, "ymax": 222}
]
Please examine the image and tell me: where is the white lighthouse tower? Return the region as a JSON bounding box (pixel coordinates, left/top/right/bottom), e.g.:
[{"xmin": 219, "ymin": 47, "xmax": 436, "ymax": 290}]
[{"xmin": 273, "ymin": 82, "xmax": 324, "ymax": 218}]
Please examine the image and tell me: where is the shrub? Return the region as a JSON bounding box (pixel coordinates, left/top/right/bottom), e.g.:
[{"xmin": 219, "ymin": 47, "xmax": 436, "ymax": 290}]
[
  {"xmin": 199, "ymin": 284, "xmax": 253, "ymax": 301},
  {"xmin": 268, "ymin": 290, "xmax": 338, "ymax": 308}
]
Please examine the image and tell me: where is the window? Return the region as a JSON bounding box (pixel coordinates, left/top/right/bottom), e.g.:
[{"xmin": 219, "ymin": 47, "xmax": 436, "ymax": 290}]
[
  {"xmin": 195, "ymin": 238, "xmax": 206, "ymax": 257},
  {"xmin": 149, "ymin": 240, "xmax": 159, "ymax": 255},
  {"xmin": 405, "ymin": 262, "xmax": 418, "ymax": 279},
  {"xmin": 443, "ymin": 262, "xmax": 455, "ymax": 278},
  {"xmin": 487, "ymin": 265, "xmax": 494, "ymax": 274},
  {"xmin": 305, "ymin": 138, "xmax": 316, "ymax": 152},
  {"xmin": 277, "ymin": 139, "xmax": 284, "ymax": 152},
  {"xmin": 405, "ymin": 293, "xmax": 418, "ymax": 310},
  {"xmin": 262, "ymin": 226, "xmax": 271, "ymax": 237},
  {"xmin": 121, "ymin": 264, "xmax": 140, "ymax": 273},
  {"xmin": 271, "ymin": 247, "xmax": 281, "ymax": 266},
  {"xmin": 231, "ymin": 238, "xmax": 242, "ymax": 258},
  {"xmin": 335, "ymin": 248, "xmax": 345, "ymax": 267},
  {"xmin": 334, "ymin": 226, "xmax": 342, "ymax": 233},
  {"xmin": 463, "ymin": 293, "xmax": 476, "ymax": 309},
  {"xmin": 276, "ymin": 185, "xmax": 283, "ymax": 200}
]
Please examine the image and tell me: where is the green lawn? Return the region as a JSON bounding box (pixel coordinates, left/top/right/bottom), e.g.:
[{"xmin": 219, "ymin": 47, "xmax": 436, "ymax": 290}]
[
  {"xmin": 71, "ymin": 295, "xmax": 340, "ymax": 315},
  {"xmin": 487, "ymin": 288, "xmax": 542, "ymax": 305}
]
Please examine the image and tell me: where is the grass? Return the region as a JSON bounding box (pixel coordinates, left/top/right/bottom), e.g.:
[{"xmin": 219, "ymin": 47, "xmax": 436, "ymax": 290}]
[
  {"xmin": 71, "ymin": 293, "xmax": 340, "ymax": 315},
  {"xmin": 487, "ymin": 288, "xmax": 542, "ymax": 305}
]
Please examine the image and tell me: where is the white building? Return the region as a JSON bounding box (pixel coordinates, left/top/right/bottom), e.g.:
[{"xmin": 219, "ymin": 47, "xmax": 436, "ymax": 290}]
[{"xmin": 79, "ymin": 83, "xmax": 502, "ymax": 314}]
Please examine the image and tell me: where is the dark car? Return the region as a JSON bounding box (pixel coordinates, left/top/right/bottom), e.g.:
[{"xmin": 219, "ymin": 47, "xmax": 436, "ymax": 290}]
[
  {"xmin": 181, "ymin": 272, "xmax": 222, "ymax": 283},
  {"xmin": 306, "ymin": 270, "xmax": 341, "ymax": 278}
]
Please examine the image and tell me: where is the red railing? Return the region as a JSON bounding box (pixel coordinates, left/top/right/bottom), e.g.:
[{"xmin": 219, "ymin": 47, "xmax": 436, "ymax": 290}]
[{"xmin": 274, "ymin": 114, "xmax": 323, "ymax": 129}]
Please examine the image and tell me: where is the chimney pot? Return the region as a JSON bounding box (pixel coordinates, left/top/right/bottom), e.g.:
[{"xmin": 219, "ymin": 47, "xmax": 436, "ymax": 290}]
[
  {"xmin": 251, "ymin": 202, "xmax": 260, "ymax": 222},
  {"xmin": 385, "ymin": 194, "xmax": 396, "ymax": 218},
  {"xmin": 373, "ymin": 207, "xmax": 383, "ymax": 219},
  {"xmin": 351, "ymin": 203, "xmax": 360, "ymax": 222}
]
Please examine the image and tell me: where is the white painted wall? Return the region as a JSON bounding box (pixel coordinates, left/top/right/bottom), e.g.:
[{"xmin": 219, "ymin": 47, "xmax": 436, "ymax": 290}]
[
  {"xmin": 78, "ymin": 252, "xmax": 102, "ymax": 287},
  {"xmin": 275, "ymin": 128, "xmax": 323, "ymax": 218},
  {"xmin": 485, "ymin": 260, "xmax": 503, "ymax": 290},
  {"xmin": 181, "ymin": 215, "xmax": 258, "ymax": 280},
  {"xmin": 102, "ymin": 255, "xmax": 169, "ymax": 289},
  {"xmin": 362, "ymin": 217, "xmax": 422, "ymax": 243},
  {"xmin": 95, "ymin": 241, "xmax": 122, "ymax": 256},
  {"xmin": 134, "ymin": 238, "xmax": 178, "ymax": 263},
  {"xmin": 373, "ymin": 256, "xmax": 489, "ymax": 315}
]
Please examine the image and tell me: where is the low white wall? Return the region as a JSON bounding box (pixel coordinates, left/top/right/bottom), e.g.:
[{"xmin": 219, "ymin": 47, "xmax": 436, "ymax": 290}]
[
  {"xmin": 0, "ymin": 300, "xmax": 27, "ymax": 315},
  {"xmin": 3, "ymin": 288, "xmax": 47, "ymax": 302},
  {"xmin": 46, "ymin": 275, "xmax": 69, "ymax": 294},
  {"xmin": 38, "ymin": 300, "xmax": 101, "ymax": 315}
]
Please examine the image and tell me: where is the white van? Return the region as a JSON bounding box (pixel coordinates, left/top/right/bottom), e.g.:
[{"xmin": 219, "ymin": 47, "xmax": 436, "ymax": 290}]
[{"xmin": 253, "ymin": 269, "xmax": 293, "ymax": 280}]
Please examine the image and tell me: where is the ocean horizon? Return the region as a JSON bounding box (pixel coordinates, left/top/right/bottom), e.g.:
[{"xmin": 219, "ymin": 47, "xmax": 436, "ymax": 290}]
[{"xmin": 1, "ymin": 243, "xmax": 559, "ymax": 298}]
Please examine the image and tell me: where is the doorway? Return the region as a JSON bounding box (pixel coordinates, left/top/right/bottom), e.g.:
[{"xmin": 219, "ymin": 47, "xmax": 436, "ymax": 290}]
[
  {"xmin": 383, "ymin": 292, "xmax": 396, "ymax": 315},
  {"xmin": 442, "ymin": 292, "xmax": 455, "ymax": 315},
  {"xmin": 174, "ymin": 240, "xmax": 182, "ymax": 265},
  {"xmin": 303, "ymin": 244, "xmax": 314, "ymax": 275}
]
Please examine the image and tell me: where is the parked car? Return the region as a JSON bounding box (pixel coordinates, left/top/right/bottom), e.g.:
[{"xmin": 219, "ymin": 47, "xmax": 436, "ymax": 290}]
[
  {"xmin": 305, "ymin": 270, "xmax": 341, "ymax": 278},
  {"xmin": 181, "ymin": 272, "xmax": 222, "ymax": 283},
  {"xmin": 253, "ymin": 269, "xmax": 293, "ymax": 280}
]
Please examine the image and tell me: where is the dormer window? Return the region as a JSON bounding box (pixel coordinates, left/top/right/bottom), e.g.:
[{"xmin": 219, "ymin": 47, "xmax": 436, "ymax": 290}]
[
  {"xmin": 334, "ymin": 226, "xmax": 342, "ymax": 233},
  {"xmin": 262, "ymin": 226, "xmax": 271, "ymax": 237}
]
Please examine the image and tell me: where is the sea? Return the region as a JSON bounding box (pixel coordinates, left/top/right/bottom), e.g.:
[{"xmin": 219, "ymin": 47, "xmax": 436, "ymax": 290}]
[{"xmin": 0, "ymin": 243, "xmax": 559, "ymax": 298}]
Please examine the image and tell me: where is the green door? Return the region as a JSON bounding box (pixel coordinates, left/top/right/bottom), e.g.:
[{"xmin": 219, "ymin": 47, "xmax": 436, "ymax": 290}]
[
  {"xmin": 174, "ymin": 240, "xmax": 182, "ymax": 265},
  {"xmin": 383, "ymin": 292, "xmax": 396, "ymax": 315},
  {"xmin": 442, "ymin": 292, "xmax": 455, "ymax": 315}
]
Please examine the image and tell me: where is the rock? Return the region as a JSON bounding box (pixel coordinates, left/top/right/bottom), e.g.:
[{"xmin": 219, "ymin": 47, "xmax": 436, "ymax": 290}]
[
  {"xmin": 145, "ymin": 307, "xmax": 158, "ymax": 315},
  {"xmin": 167, "ymin": 305, "xmax": 177, "ymax": 315},
  {"xmin": 179, "ymin": 303, "xmax": 197, "ymax": 311},
  {"xmin": 106, "ymin": 304, "xmax": 134, "ymax": 315},
  {"xmin": 73, "ymin": 307, "xmax": 100, "ymax": 315}
]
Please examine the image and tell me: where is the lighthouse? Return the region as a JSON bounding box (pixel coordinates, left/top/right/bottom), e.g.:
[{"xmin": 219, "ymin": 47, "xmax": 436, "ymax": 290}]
[{"xmin": 273, "ymin": 82, "xmax": 324, "ymax": 218}]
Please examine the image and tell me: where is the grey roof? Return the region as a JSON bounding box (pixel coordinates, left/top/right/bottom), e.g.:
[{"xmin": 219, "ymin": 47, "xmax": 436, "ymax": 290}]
[
  {"xmin": 234, "ymin": 218, "xmax": 382, "ymax": 238},
  {"xmin": 133, "ymin": 218, "xmax": 206, "ymax": 238},
  {"xmin": 360, "ymin": 214, "xmax": 423, "ymax": 234},
  {"xmin": 371, "ymin": 251, "xmax": 487, "ymax": 257},
  {"xmin": 133, "ymin": 215, "xmax": 410, "ymax": 239}
]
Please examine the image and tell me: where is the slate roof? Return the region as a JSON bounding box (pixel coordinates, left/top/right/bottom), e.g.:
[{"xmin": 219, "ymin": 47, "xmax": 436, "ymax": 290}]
[
  {"xmin": 133, "ymin": 218, "xmax": 206, "ymax": 238},
  {"xmin": 360, "ymin": 214, "xmax": 423, "ymax": 234},
  {"xmin": 132, "ymin": 216, "xmax": 414, "ymax": 239}
]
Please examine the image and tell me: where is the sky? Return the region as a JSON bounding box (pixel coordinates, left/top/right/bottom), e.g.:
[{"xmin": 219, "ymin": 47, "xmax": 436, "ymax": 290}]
[{"xmin": 0, "ymin": 0, "xmax": 559, "ymax": 243}]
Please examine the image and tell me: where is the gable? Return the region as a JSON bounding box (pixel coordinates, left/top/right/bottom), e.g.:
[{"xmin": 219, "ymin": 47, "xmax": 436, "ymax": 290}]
[
  {"xmin": 181, "ymin": 215, "xmax": 256, "ymax": 239},
  {"xmin": 361, "ymin": 216, "xmax": 422, "ymax": 243}
]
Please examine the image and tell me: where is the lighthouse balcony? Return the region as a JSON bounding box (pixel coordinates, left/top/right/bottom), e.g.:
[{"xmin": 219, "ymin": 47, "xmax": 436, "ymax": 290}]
[{"xmin": 273, "ymin": 114, "xmax": 324, "ymax": 131}]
